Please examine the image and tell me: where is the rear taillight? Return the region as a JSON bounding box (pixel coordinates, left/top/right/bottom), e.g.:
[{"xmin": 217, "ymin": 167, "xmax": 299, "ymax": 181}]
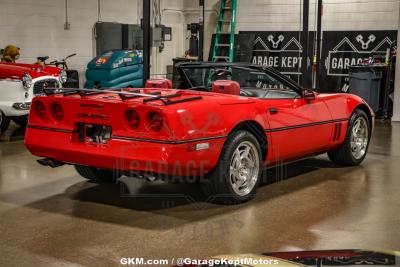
[
  {"xmin": 147, "ymin": 111, "xmax": 163, "ymax": 132},
  {"xmin": 50, "ymin": 102, "xmax": 64, "ymax": 121},
  {"xmin": 125, "ymin": 109, "xmax": 140, "ymax": 129},
  {"xmin": 33, "ymin": 101, "xmax": 46, "ymax": 119}
]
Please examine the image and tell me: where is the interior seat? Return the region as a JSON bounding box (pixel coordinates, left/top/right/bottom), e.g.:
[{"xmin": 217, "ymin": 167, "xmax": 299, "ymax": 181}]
[
  {"xmin": 212, "ymin": 80, "xmax": 241, "ymax": 95},
  {"xmin": 145, "ymin": 78, "xmax": 173, "ymax": 89}
]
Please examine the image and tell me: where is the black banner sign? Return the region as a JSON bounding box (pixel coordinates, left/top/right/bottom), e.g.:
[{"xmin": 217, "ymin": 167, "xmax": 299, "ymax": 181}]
[
  {"xmin": 320, "ymin": 30, "xmax": 397, "ymax": 92},
  {"xmin": 240, "ymin": 30, "xmax": 397, "ymax": 92},
  {"xmin": 239, "ymin": 31, "xmax": 315, "ymax": 87}
]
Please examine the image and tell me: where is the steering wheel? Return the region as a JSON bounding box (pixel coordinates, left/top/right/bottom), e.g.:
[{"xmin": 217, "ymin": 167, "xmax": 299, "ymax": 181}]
[
  {"xmin": 212, "ymin": 68, "xmax": 233, "ymax": 79},
  {"xmin": 240, "ymin": 90, "xmax": 252, "ymax": 97}
]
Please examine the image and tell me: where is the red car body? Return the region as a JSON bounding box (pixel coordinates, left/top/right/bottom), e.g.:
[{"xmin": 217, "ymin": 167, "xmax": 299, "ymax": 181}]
[
  {"xmin": 0, "ymin": 62, "xmax": 61, "ymax": 80},
  {"xmin": 25, "ymin": 82, "xmax": 373, "ymax": 177},
  {"xmin": 24, "ymin": 62, "xmax": 375, "ymax": 204}
]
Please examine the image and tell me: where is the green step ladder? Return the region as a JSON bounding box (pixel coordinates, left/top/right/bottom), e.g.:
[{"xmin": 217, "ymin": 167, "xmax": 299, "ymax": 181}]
[{"xmin": 211, "ymin": 0, "xmax": 237, "ymax": 62}]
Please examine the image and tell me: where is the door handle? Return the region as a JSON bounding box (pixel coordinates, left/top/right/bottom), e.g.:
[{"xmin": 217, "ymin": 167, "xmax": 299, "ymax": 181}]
[{"xmin": 269, "ymin": 107, "xmax": 278, "ymax": 114}]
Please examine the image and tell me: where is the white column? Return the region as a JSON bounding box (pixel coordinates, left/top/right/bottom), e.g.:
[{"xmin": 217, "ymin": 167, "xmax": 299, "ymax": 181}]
[{"xmin": 392, "ymin": 6, "xmax": 400, "ymax": 121}]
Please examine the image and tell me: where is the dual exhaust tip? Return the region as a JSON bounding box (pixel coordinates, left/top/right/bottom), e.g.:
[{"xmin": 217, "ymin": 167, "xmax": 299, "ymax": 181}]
[
  {"xmin": 37, "ymin": 158, "xmax": 65, "ymax": 168},
  {"xmin": 36, "ymin": 158, "xmax": 157, "ymax": 182}
]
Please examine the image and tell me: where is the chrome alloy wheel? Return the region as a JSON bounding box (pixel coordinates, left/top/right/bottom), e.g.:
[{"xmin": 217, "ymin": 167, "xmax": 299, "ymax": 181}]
[
  {"xmin": 350, "ymin": 117, "xmax": 369, "ymax": 160},
  {"xmin": 229, "ymin": 141, "xmax": 260, "ymax": 196}
]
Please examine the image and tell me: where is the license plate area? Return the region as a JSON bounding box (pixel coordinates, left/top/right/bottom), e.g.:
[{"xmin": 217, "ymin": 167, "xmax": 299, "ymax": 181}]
[{"xmin": 77, "ymin": 123, "xmax": 112, "ymax": 144}]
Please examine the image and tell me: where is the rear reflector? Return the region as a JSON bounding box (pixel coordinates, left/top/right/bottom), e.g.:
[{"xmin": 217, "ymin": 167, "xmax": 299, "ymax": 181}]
[{"xmin": 187, "ymin": 143, "xmax": 210, "ymax": 151}]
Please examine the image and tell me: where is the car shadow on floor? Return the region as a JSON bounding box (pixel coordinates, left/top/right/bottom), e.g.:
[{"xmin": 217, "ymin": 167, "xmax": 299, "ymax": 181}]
[
  {"xmin": 66, "ymin": 157, "xmax": 338, "ymax": 207},
  {"xmin": 1, "ymin": 154, "xmax": 365, "ymax": 230},
  {"xmin": 48, "ymin": 156, "xmax": 359, "ymax": 228}
]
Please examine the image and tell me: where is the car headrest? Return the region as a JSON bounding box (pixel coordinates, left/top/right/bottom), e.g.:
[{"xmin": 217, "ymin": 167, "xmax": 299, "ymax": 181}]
[
  {"xmin": 212, "ymin": 80, "xmax": 241, "ymax": 95},
  {"xmin": 145, "ymin": 78, "xmax": 172, "ymax": 89}
]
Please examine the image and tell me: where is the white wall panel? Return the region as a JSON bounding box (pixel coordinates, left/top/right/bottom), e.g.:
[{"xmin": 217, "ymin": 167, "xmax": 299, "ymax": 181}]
[{"xmin": 0, "ymin": 0, "xmax": 185, "ymax": 82}]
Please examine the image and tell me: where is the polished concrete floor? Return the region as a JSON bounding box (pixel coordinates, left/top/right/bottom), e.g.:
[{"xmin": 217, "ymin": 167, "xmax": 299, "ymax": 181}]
[{"xmin": 0, "ymin": 121, "xmax": 399, "ymax": 266}]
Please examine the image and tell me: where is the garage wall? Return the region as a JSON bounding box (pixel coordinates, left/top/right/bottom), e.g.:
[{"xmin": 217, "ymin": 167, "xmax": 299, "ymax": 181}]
[
  {"xmin": 392, "ymin": 12, "xmax": 400, "ymax": 122},
  {"xmin": 183, "ymin": 0, "xmax": 400, "ymax": 60},
  {"xmin": 0, "ymin": 0, "xmax": 186, "ymax": 83},
  {"xmin": 1, "ymin": 0, "xmax": 399, "ymax": 84}
]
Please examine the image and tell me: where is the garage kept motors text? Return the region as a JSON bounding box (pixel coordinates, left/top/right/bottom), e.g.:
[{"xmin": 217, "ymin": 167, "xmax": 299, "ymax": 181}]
[
  {"xmin": 320, "ymin": 30, "xmax": 397, "ymax": 91},
  {"xmin": 240, "ymin": 31, "xmax": 315, "ymax": 87}
]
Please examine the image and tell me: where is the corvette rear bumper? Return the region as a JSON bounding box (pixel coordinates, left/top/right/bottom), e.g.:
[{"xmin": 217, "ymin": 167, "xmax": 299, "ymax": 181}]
[{"xmin": 25, "ymin": 126, "xmax": 225, "ymax": 177}]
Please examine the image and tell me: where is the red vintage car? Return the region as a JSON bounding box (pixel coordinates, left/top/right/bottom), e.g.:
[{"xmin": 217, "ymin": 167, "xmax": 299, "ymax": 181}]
[{"xmin": 25, "ymin": 63, "xmax": 374, "ymax": 204}]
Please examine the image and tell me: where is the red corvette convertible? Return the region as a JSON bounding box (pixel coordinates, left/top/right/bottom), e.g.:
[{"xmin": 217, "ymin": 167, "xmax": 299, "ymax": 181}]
[{"xmin": 25, "ymin": 62, "xmax": 374, "ymax": 204}]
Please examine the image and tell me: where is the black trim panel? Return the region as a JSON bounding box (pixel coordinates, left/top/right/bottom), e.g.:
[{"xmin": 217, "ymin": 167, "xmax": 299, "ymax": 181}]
[
  {"xmin": 27, "ymin": 125, "xmax": 75, "ymax": 133},
  {"xmin": 29, "ymin": 118, "xmax": 349, "ymax": 144},
  {"xmin": 112, "ymin": 135, "xmax": 227, "ymax": 144},
  {"xmin": 265, "ymin": 118, "xmax": 349, "ymax": 133}
]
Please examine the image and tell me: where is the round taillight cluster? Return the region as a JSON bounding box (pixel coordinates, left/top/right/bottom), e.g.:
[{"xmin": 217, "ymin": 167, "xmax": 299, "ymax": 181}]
[
  {"xmin": 125, "ymin": 110, "xmax": 164, "ymax": 132},
  {"xmin": 147, "ymin": 111, "xmax": 163, "ymax": 132},
  {"xmin": 33, "ymin": 101, "xmax": 46, "ymax": 119},
  {"xmin": 50, "ymin": 102, "xmax": 64, "ymax": 121},
  {"xmin": 125, "ymin": 109, "xmax": 140, "ymax": 129}
]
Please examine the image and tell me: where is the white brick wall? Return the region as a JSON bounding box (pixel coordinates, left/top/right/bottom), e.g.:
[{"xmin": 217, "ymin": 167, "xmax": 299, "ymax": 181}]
[
  {"xmin": 236, "ymin": 0, "xmax": 399, "ymax": 31},
  {"xmin": 183, "ymin": 0, "xmax": 400, "ymax": 58},
  {"xmin": 322, "ymin": 0, "xmax": 399, "ymax": 31}
]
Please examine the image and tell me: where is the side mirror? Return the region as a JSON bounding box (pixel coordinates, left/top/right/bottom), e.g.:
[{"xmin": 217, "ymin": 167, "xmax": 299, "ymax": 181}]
[{"xmin": 303, "ymin": 89, "xmax": 316, "ymax": 100}]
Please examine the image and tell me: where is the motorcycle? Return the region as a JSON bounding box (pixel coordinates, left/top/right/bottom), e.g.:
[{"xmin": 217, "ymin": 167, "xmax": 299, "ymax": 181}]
[{"xmin": 36, "ymin": 53, "xmax": 79, "ymax": 88}]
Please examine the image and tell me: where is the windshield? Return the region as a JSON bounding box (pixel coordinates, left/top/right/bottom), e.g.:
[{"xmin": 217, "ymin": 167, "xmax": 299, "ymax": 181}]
[{"xmin": 181, "ymin": 65, "xmax": 299, "ymax": 99}]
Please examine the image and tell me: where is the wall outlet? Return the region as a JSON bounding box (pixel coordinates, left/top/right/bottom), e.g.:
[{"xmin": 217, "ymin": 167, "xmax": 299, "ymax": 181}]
[{"xmin": 64, "ymin": 22, "xmax": 71, "ymax": 30}]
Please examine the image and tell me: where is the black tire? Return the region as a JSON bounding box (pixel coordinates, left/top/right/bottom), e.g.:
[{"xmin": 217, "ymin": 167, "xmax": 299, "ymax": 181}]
[
  {"xmin": 201, "ymin": 130, "xmax": 262, "ymax": 205},
  {"xmin": 13, "ymin": 116, "xmax": 28, "ymax": 127},
  {"xmin": 328, "ymin": 109, "xmax": 371, "ymax": 166},
  {"xmin": 0, "ymin": 112, "xmax": 10, "ymax": 135},
  {"xmin": 74, "ymin": 165, "xmax": 120, "ymax": 183}
]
